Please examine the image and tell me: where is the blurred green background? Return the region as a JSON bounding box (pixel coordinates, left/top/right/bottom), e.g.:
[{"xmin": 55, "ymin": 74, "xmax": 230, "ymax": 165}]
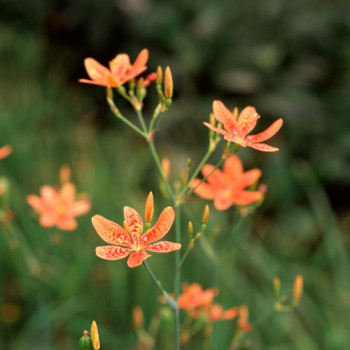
[{"xmin": 1, "ymin": 0, "xmax": 350, "ymax": 349}]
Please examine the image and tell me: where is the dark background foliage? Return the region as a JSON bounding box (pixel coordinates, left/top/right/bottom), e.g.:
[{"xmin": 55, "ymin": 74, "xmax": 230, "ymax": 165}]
[{"xmin": 0, "ymin": 0, "xmax": 350, "ymax": 349}]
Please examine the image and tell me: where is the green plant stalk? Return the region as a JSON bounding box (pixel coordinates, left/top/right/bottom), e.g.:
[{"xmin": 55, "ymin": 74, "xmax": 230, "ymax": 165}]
[{"xmin": 135, "ymin": 108, "xmax": 149, "ymax": 134}]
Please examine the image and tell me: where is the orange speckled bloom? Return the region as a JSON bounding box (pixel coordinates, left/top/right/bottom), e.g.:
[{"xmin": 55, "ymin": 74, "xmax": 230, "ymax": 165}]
[
  {"xmin": 27, "ymin": 183, "xmax": 91, "ymax": 231},
  {"xmin": 92, "ymin": 203, "xmax": 181, "ymax": 268},
  {"xmin": 190, "ymin": 155, "xmax": 263, "ymax": 210},
  {"xmin": 178, "ymin": 283, "xmax": 239, "ymax": 322},
  {"xmin": 204, "ymin": 101, "xmax": 283, "ymax": 152},
  {"xmin": 0, "ymin": 145, "xmax": 12, "ymax": 160},
  {"xmin": 79, "ymin": 49, "xmax": 148, "ymax": 87}
]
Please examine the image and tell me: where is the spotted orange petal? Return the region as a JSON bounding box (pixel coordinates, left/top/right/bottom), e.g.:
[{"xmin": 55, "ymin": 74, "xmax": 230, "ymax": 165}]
[
  {"xmin": 127, "ymin": 250, "xmax": 150, "ymax": 268},
  {"xmin": 190, "ymin": 179, "xmax": 215, "ymax": 199},
  {"xmin": 233, "ymin": 191, "xmax": 262, "ymax": 206},
  {"xmin": 204, "ymin": 126, "xmax": 227, "ymax": 145},
  {"xmin": 141, "ymin": 207, "xmax": 175, "ymax": 245},
  {"xmin": 223, "ymin": 155, "xmax": 243, "ymax": 181},
  {"xmin": 145, "ymin": 241, "xmax": 181, "ymax": 253},
  {"xmin": 96, "ymin": 246, "xmax": 132, "ymax": 260},
  {"xmin": 213, "ymin": 100, "xmax": 235, "ymax": 125},
  {"xmin": 92, "ymin": 215, "xmax": 131, "ymax": 247},
  {"xmin": 124, "ymin": 207, "xmax": 143, "ymax": 243},
  {"xmin": 248, "ymin": 142, "xmax": 279, "ymax": 152},
  {"xmin": 237, "ymin": 106, "xmax": 259, "ymax": 136},
  {"xmin": 246, "ymin": 118, "xmax": 283, "ymax": 143}
]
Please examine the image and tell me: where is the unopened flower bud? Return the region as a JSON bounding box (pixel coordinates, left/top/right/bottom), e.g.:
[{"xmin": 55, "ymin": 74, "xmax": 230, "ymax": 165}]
[
  {"xmin": 272, "ymin": 277, "xmax": 281, "ymax": 299},
  {"xmin": 202, "ymin": 205, "xmax": 210, "ymax": 224},
  {"xmin": 209, "ymin": 113, "xmax": 215, "ymax": 126},
  {"xmin": 156, "ymin": 66, "xmax": 163, "ymax": 85},
  {"xmin": 145, "ymin": 192, "xmax": 154, "ymax": 223},
  {"xmin": 60, "ymin": 164, "xmax": 71, "ymax": 185},
  {"xmin": 79, "ymin": 330, "xmax": 92, "ymax": 350},
  {"xmin": 132, "ymin": 306, "xmax": 144, "ymax": 330},
  {"xmin": 232, "ymin": 107, "xmax": 238, "ymax": 120},
  {"xmin": 161, "ymin": 158, "xmax": 170, "ymax": 180},
  {"xmin": 292, "ymin": 275, "xmax": 303, "ymax": 305},
  {"xmin": 187, "ymin": 221, "xmax": 193, "ymax": 239},
  {"xmin": 164, "ymin": 67, "xmax": 173, "ymax": 98},
  {"xmin": 90, "ymin": 321, "xmax": 100, "ymax": 350}
]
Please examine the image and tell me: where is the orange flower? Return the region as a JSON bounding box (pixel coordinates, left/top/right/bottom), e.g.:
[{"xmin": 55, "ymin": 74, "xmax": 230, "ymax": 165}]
[
  {"xmin": 92, "ymin": 200, "xmax": 181, "ymax": 268},
  {"xmin": 204, "ymin": 101, "xmax": 283, "ymax": 152},
  {"xmin": 177, "ymin": 283, "xmax": 238, "ymax": 323},
  {"xmin": 27, "ymin": 183, "xmax": 91, "ymax": 230},
  {"xmin": 178, "ymin": 283, "xmax": 216, "ymax": 310},
  {"xmin": 190, "ymin": 155, "xmax": 263, "ymax": 210},
  {"xmin": 0, "ymin": 145, "xmax": 12, "ymax": 160},
  {"xmin": 79, "ymin": 49, "xmax": 148, "ymax": 87}
]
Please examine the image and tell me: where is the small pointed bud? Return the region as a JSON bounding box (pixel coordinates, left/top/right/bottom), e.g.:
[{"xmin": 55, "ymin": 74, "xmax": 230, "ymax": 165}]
[
  {"xmin": 145, "ymin": 192, "xmax": 154, "ymax": 223},
  {"xmin": 232, "ymin": 107, "xmax": 238, "ymax": 120},
  {"xmin": 156, "ymin": 66, "xmax": 163, "ymax": 85},
  {"xmin": 292, "ymin": 275, "xmax": 303, "ymax": 305},
  {"xmin": 181, "ymin": 170, "xmax": 188, "ymax": 184},
  {"xmin": 164, "ymin": 66, "xmax": 173, "ymax": 98},
  {"xmin": 90, "ymin": 321, "xmax": 100, "ymax": 350},
  {"xmin": 187, "ymin": 221, "xmax": 193, "ymax": 239},
  {"xmin": 237, "ymin": 305, "xmax": 251, "ymax": 332},
  {"xmin": 161, "ymin": 158, "xmax": 170, "ymax": 180},
  {"xmin": 209, "ymin": 113, "xmax": 216, "ymax": 126},
  {"xmin": 202, "ymin": 205, "xmax": 210, "ymax": 224},
  {"xmin": 60, "ymin": 164, "xmax": 71, "ymax": 185},
  {"xmin": 79, "ymin": 330, "xmax": 92, "ymax": 350},
  {"xmin": 132, "ymin": 306, "xmax": 144, "ymax": 330},
  {"xmin": 272, "ymin": 277, "xmax": 281, "ymax": 299}
]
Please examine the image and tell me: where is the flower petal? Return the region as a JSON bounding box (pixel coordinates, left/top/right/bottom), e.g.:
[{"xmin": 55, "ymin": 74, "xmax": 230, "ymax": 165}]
[
  {"xmin": 237, "ymin": 106, "xmax": 259, "ymax": 136},
  {"xmin": 190, "ymin": 179, "xmax": 215, "ymax": 199},
  {"xmin": 201, "ymin": 164, "xmax": 226, "ymax": 187},
  {"xmin": 60, "ymin": 182, "xmax": 76, "ymax": 203},
  {"xmin": 239, "ymin": 169, "xmax": 262, "ymax": 188},
  {"xmin": 233, "ymin": 191, "xmax": 262, "ymax": 206},
  {"xmin": 40, "ymin": 186, "xmax": 58, "ymax": 207},
  {"xmin": 57, "ymin": 217, "xmax": 77, "ymax": 231},
  {"xmin": 132, "ymin": 49, "xmax": 149, "ymax": 69},
  {"xmin": 70, "ymin": 199, "xmax": 91, "ymax": 217},
  {"xmin": 92, "ymin": 215, "xmax": 131, "ymax": 247},
  {"xmin": 0, "ymin": 145, "xmax": 12, "ymax": 160},
  {"xmin": 246, "ymin": 118, "xmax": 283, "ymax": 143},
  {"xmin": 203, "ymin": 122, "xmax": 226, "ymax": 136},
  {"xmin": 145, "ymin": 241, "xmax": 181, "ymax": 253},
  {"xmin": 248, "ymin": 142, "xmax": 279, "ymax": 152},
  {"xmin": 223, "ymin": 155, "xmax": 243, "ymax": 181},
  {"xmin": 127, "ymin": 250, "xmax": 150, "ymax": 268},
  {"xmin": 213, "ymin": 100, "xmax": 235, "ymax": 125},
  {"xmin": 27, "ymin": 195, "xmax": 45, "ymax": 213},
  {"xmin": 96, "ymin": 246, "xmax": 132, "ymax": 260},
  {"xmin": 109, "ymin": 53, "xmax": 130, "ymax": 78},
  {"xmin": 124, "ymin": 206, "xmax": 143, "ymax": 244},
  {"xmin": 141, "ymin": 207, "xmax": 175, "ymax": 245},
  {"xmin": 213, "ymin": 196, "xmax": 234, "ymax": 211},
  {"xmin": 39, "ymin": 214, "xmax": 55, "ymax": 227},
  {"xmin": 84, "ymin": 58, "xmax": 110, "ymax": 81}
]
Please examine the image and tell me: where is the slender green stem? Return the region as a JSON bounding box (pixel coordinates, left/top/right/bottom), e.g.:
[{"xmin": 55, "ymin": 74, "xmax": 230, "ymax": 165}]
[
  {"xmin": 143, "ymin": 261, "xmax": 177, "ymax": 311},
  {"xmin": 149, "ymin": 104, "xmax": 162, "ymax": 132},
  {"xmin": 177, "ymin": 246, "xmax": 191, "ymax": 272},
  {"xmin": 147, "ymin": 140, "xmax": 176, "ymax": 203},
  {"xmin": 179, "ymin": 147, "xmax": 214, "ymax": 199},
  {"xmin": 107, "ymin": 97, "xmax": 147, "ymax": 137},
  {"xmin": 174, "ymin": 205, "xmax": 182, "ymax": 350},
  {"xmin": 135, "ymin": 108, "xmax": 149, "ymax": 133}
]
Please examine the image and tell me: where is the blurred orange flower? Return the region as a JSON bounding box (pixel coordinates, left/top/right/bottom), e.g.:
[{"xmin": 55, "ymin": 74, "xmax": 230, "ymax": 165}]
[
  {"xmin": 190, "ymin": 155, "xmax": 263, "ymax": 210},
  {"xmin": 0, "ymin": 145, "xmax": 12, "ymax": 160},
  {"xmin": 92, "ymin": 199, "xmax": 181, "ymax": 268},
  {"xmin": 204, "ymin": 101, "xmax": 283, "ymax": 152},
  {"xmin": 79, "ymin": 49, "xmax": 148, "ymax": 87},
  {"xmin": 178, "ymin": 283, "xmax": 241, "ymax": 323},
  {"xmin": 27, "ymin": 182, "xmax": 91, "ymax": 231}
]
